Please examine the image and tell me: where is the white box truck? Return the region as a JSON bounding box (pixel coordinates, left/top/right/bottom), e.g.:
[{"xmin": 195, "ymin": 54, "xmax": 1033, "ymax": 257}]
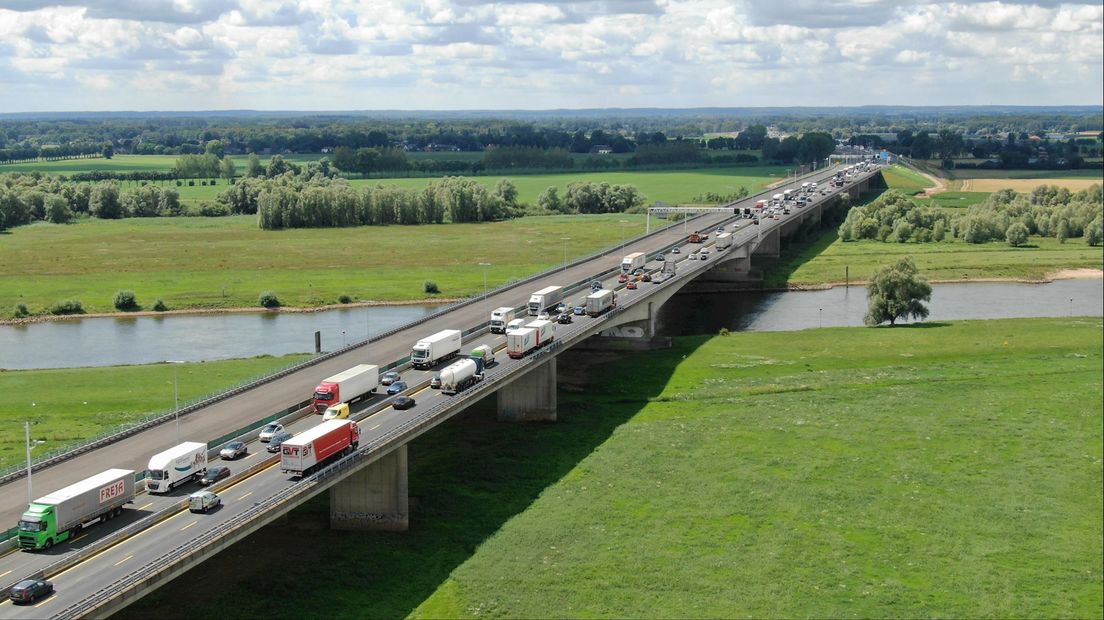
[
  {"xmin": 715, "ymin": 232, "xmax": 732, "ymax": 250},
  {"xmin": 526, "ymin": 319, "xmax": 555, "ymax": 347},
  {"xmin": 528, "ymin": 286, "xmax": 563, "ymax": 316},
  {"xmin": 506, "ymin": 318, "xmax": 526, "ymax": 333},
  {"xmin": 507, "ymin": 327, "xmax": 536, "ymax": 359},
  {"xmin": 411, "ymin": 329, "xmax": 462, "ymax": 369},
  {"xmin": 621, "ymin": 252, "xmax": 646, "ymax": 274},
  {"xmin": 313, "ymin": 364, "xmax": 379, "ymax": 413},
  {"xmin": 18, "ymin": 469, "xmax": 135, "ymax": 550},
  {"xmin": 489, "ymin": 307, "xmax": 515, "ymax": 334},
  {"xmin": 146, "ymin": 442, "xmax": 207, "ymax": 493},
  {"xmin": 586, "ymin": 289, "xmax": 615, "ymax": 317},
  {"xmin": 440, "ymin": 358, "xmax": 484, "ymax": 395}
]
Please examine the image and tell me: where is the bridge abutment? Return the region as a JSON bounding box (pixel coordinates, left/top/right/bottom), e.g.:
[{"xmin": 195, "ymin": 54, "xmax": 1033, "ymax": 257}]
[
  {"xmin": 329, "ymin": 445, "xmax": 409, "ymax": 531},
  {"xmin": 497, "ymin": 357, "xmax": 557, "ymax": 422}
]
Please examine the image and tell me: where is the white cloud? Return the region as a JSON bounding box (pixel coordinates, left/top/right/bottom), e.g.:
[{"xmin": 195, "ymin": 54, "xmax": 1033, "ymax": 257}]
[{"xmin": 0, "ymin": 0, "xmax": 1099, "ymax": 111}]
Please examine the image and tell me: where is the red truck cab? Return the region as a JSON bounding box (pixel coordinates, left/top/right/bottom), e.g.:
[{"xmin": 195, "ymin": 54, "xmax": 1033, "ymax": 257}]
[{"xmin": 313, "ymin": 381, "xmax": 340, "ymax": 413}]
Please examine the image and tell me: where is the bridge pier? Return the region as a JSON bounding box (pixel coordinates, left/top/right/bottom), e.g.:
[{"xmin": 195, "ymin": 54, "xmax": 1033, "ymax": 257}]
[
  {"xmin": 329, "ymin": 445, "xmax": 409, "ymax": 531},
  {"xmin": 497, "ymin": 358, "xmax": 557, "ymax": 422},
  {"xmin": 752, "ymin": 227, "xmax": 780, "ymax": 257}
]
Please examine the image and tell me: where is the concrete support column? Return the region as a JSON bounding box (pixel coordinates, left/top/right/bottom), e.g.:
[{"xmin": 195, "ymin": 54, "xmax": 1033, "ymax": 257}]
[
  {"xmin": 497, "ymin": 357, "xmax": 557, "ymax": 422},
  {"xmin": 753, "ymin": 228, "xmax": 780, "ymax": 257},
  {"xmin": 330, "ymin": 445, "xmax": 408, "ymax": 531}
]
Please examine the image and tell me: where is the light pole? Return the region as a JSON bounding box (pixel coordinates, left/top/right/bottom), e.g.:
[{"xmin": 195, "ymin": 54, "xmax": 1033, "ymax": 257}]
[
  {"xmin": 25, "ymin": 419, "xmax": 45, "ymax": 505},
  {"xmin": 560, "ymin": 237, "xmax": 571, "ymax": 272},
  {"xmin": 478, "ymin": 262, "xmax": 491, "ymax": 302},
  {"xmin": 166, "ymin": 361, "xmax": 185, "ymax": 441},
  {"xmin": 818, "ymin": 308, "xmax": 823, "ymax": 328},
  {"xmin": 619, "ymin": 219, "xmax": 629, "ymax": 254}
]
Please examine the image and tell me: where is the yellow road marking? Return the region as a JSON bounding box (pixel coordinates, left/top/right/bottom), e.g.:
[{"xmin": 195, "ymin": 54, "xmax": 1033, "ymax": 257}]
[
  {"xmin": 113, "ymin": 554, "xmax": 133, "ymax": 566},
  {"xmin": 243, "ymin": 452, "xmax": 257, "ymax": 460},
  {"xmin": 411, "ymin": 386, "xmax": 429, "ymax": 397},
  {"xmin": 34, "ymin": 598, "xmax": 51, "ymax": 608},
  {"xmin": 238, "ymin": 491, "xmax": 253, "ymax": 501},
  {"xmin": 139, "ymin": 502, "xmax": 154, "ymax": 510},
  {"xmin": 369, "ymin": 424, "xmax": 382, "ymax": 431},
  {"xmin": 180, "ymin": 521, "xmax": 197, "ymax": 531}
]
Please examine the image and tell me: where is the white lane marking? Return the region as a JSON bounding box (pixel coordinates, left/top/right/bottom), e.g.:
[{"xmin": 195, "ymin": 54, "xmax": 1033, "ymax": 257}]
[
  {"xmin": 238, "ymin": 491, "xmax": 253, "ymax": 501},
  {"xmin": 180, "ymin": 521, "xmax": 197, "ymax": 532},
  {"xmin": 113, "ymin": 554, "xmax": 133, "ymax": 566},
  {"xmin": 138, "ymin": 502, "xmax": 154, "ymax": 510}
]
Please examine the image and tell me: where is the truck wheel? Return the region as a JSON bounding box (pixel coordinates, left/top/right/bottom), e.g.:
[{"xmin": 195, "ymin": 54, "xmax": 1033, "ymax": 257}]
[{"xmin": 43, "ymin": 538, "xmax": 53, "ymax": 550}]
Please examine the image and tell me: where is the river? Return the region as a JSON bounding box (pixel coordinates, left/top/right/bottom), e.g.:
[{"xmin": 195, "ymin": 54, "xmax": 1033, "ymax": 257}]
[{"xmin": 1, "ymin": 279, "xmax": 1101, "ymax": 370}]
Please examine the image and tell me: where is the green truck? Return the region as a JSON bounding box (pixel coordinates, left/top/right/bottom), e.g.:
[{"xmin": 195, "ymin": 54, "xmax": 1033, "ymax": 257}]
[{"xmin": 18, "ymin": 468, "xmax": 135, "ymax": 551}]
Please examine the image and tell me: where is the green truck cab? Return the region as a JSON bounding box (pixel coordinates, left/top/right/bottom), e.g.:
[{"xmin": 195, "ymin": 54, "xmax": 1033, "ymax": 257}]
[{"xmin": 18, "ymin": 469, "xmax": 135, "ymax": 551}]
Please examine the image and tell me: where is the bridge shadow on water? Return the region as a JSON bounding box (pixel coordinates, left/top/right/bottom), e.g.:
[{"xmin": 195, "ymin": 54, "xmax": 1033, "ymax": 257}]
[{"xmin": 118, "ymin": 339, "xmax": 708, "ymax": 620}]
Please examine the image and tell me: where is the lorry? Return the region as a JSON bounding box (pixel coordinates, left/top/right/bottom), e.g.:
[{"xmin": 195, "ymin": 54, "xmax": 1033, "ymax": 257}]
[
  {"xmin": 621, "ymin": 252, "xmax": 646, "ymax": 274},
  {"xmin": 771, "ymin": 193, "xmax": 784, "ymax": 205},
  {"xmin": 801, "ymin": 182, "xmax": 810, "ymax": 192},
  {"xmin": 507, "ymin": 327, "xmax": 536, "ymax": 359},
  {"xmin": 506, "ymin": 318, "xmax": 526, "ymax": 333},
  {"xmin": 783, "ymin": 189, "xmax": 795, "ymax": 200},
  {"xmin": 688, "ymin": 231, "xmax": 708, "ymax": 243},
  {"xmin": 527, "ymin": 319, "xmax": 555, "ymax": 346},
  {"xmin": 145, "ymin": 442, "xmax": 207, "ymax": 493},
  {"xmin": 411, "ymin": 329, "xmax": 462, "ymax": 369},
  {"xmin": 280, "ymin": 419, "xmax": 360, "ymax": 477},
  {"xmin": 586, "ymin": 289, "xmax": 616, "ymax": 316},
  {"xmin": 528, "ymin": 286, "xmax": 563, "ymax": 316},
  {"xmin": 18, "ymin": 469, "xmax": 135, "ymax": 550},
  {"xmin": 489, "ymin": 307, "xmax": 516, "ymax": 334},
  {"xmin": 313, "ymin": 364, "xmax": 378, "ymax": 413},
  {"xmin": 754, "ymin": 199, "xmax": 767, "ymax": 210},
  {"xmin": 440, "ymin": 358, "xmax": 484, "ymax": 395},
  {"xmin": 469, "ymin": 344, "xmax": 495, "ymax": 367},
  {"xmin": 715, "ymin": 232, "xmax": 733, "ymax": 250}
]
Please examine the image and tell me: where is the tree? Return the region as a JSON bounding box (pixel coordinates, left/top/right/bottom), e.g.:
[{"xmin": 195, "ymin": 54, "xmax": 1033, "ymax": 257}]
[
  {"xmin": 538, "ymin": 186, "xmax": 564, "ymax": 213},
  {"xmin": 245, "ymin": 153, "xmax": 264, "ymax": 178},
  {"xmin": 205, "ymin": 139, "xmax": 225, "ymax": 158},
  {"xmin": 864, "ymin": 257, "xmax": 932, "ymax": 326},
  {"xmin": 220, "ymin": 157, "xmax": 236, "ymax": 179},
  {"xmin": 1005, "ymin": 222, "xmax": 1029, "ymax": 247},
  {"xmin": 101, "ymin": 143, "xmax": 114, "ymax": 159},
  {"xmin": 1086, "ymin": 216, "xmax": 1103, "ymax": 246},
  {"xmin": 45, "ymin": 195, "xmax": 73, "ymax": 224},
  {"xmin": 494, "ymin": 179, "xmax": 518, "ymax": 205},
  {"xmin": 910, "ymin": 132, "xmax": 934, "ymax": 159},
  {"xmin": 89, "ymin": 182, "xmax": 123, "ymax": 219},
  {"xmin": 332, "ymin": 146, "xmax": 357, "ymax": 173},
  {"xmin": 265, "ymin": 155, "xmax": 292, "ymax": 178}
]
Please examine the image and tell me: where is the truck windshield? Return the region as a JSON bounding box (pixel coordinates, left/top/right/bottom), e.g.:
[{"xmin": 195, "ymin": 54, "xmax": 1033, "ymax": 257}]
[
  {"xmin": 411, "ymin": 350, "xmax": 427, "ymax": 360},
  {"xmin": 148, "ymin": 470, "xmax": 166, "ymax": 480},
  {"xmin": 18, "ymin": 520, "xmax": 44, "ymax": 532},
  {"xmin": 313, "ymin": 390, "xmax": 332, "ymax": 401}
]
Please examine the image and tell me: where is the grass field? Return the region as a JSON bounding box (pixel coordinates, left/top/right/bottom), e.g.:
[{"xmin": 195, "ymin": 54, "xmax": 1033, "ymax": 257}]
[
  {"xmin": 119, "ymin": 318, "xmax": 1104, "ymax": 619},
  {"xmin": 0, "ymin": 354, "xmax": 311, "ymax": 470},
  {"xmin": 764, "ymin": 232, "xmax": 1103, "ymax": 288},
  {"xmin": 0, "ymin": 214, "xmax": 651, "ymax": 315},
  {"xmin": 947, "ymin": 168, "xmax": 1104, "ymax": 180},
  {"xmin": 881, "ymin": 164, "xmax": 935, "ymax": 195},
  {"xmin": 913, "ymin": 190, "xmax": 991, "ymax": 209}
]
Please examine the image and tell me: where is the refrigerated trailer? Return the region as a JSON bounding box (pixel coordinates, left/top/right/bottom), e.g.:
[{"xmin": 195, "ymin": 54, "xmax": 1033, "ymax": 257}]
[
  {"xmin": 18, "ymin": 469, "xmax": 135, "ymax": 550},
  {"xmin": 146, "ymin": 442, "xmax": 207, "ymax": 493},
  {"xmin": 280, "ymin": 420, "xmax": 361, "ymax": 477},
  {"xmin": 313, "ymin": 364, "xmax": 379, "ymax": 413},
  {"xmin": 489, "ymin": 307, "xmax": 516, "ymax": 334},
  {"xmin": 621, "ymin": 252, "xmax": 646, "ymax": 274},
  {"xmin": 528, "ymin": 286, "xmax": 564, "ymax": 316},
  {"xmin": 586, "ymin": 289, "xmax": 615, "ymax": 316},
  {"xmin": 411, "ymin": 329, "xmax": 462, "ymax": 369}
]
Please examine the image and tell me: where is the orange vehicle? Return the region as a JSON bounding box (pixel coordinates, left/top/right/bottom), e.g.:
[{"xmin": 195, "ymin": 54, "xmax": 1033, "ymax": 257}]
[{"xmin": 689, "ymin": 231, "xmax": 708, "ymax": 243}]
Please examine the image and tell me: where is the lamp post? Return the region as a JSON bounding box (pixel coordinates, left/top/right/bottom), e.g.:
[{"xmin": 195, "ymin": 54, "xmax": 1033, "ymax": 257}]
[
  {"xmin": 619, "ymin": 219, "xmax": 629, "ymax": 254},
  {"xmin": 166, "ymin": 361, "xmax": 185, "ymax": 441},
  {"xmin": 560, "ymin": 237, "xmax": 571, "ymax": 272},
  {"xmin": 478, "ymin": 262, "xmax": 491, "ymax": 302},
  {"xmin": 25, "ymin": 419, "xmax": 45, "ymax": 505},
  {"xmin": 818, "ymin": 308, "xmax": 823, "ymax": 328}
]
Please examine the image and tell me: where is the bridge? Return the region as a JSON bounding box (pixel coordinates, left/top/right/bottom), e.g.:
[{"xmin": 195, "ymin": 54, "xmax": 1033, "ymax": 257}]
[{"xmin": 0, "ymin": 164, "xmax": 886, "ymax": 618}]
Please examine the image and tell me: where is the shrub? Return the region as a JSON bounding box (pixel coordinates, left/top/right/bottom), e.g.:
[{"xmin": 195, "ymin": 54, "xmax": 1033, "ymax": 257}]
[
  {"xmin": 50, "ymin": 299, "xmax": 85, "ymax": 315},
  {"xmin": 1005, "ymin": 222, "xmax": 1029, "ymax": 247},
  {"xmin": 338, "ymin": 294, "xmax": 353, "ymax": 304},
  {"xmin": 259, "ymin": 291, "xmax": 281, "ymax": 308},
  {"xmin": 718, "ymin": 327, "xmax": 730, "ymax": 336},
  {"xmin": 198, "ymin": 202, "xmax": 231, "ymax": 217},
  {"xmin": 113, "ymin": 290, "xmax": 139, "ymax": 311},
  {"xmin": 153, "ymin": 299, "xmax": 168, "ymax": 312},
  {"xmin": 187, "ymin": 180, "xmax": 195, "ymax": 186},
  {"xmin": 12, "ymin": 303, "xmax": 30, "ymax": 318},
  {"xmin": 424, "ymin": 280, "xmax": 440, "ymax": 294},
  {"xmin": 1087, "ymin": 216, "xmax": 1103, "ymax": 246}
]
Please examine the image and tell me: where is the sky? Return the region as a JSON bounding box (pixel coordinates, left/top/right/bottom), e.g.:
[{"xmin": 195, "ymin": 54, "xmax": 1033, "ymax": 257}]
[{"xmin": 0, "ymin": 0, "xmax": 1101, "ymax": 112}]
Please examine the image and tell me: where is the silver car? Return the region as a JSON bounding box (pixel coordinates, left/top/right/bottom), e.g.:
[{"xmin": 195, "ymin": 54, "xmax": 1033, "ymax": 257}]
[
  {"xmin": 219, "ymin": 441, "xmax": 247, "ymax": 460},
  {"xmin": 259, "ymin": 423, "xmax": 283, "ymax": 442}
]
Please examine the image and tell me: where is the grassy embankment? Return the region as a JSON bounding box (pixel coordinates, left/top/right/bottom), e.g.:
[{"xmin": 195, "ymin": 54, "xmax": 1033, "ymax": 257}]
[
  {"xmin": 0, "ymin": 354, "xmax": 311, "ymax": 471},
  {"xmin": 118, "ymin": 317, "xmax": 1103, "ymax": 619}
]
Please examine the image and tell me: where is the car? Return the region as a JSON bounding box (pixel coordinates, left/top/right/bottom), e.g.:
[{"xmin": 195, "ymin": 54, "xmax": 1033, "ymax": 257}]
[
  {"xmin": 642, "ymin": 273, "xmax": 652, "ymax": 282},
  {"xmin": 380, "ymin": 371, "xmax": 400, "ymax": 386},
  {"xmin": 430, "ymin": 374, "xmax": 442, "ymax": 389},
  {"xmin": 626, "ymin": 281, "xmax": 638, "ymax": 290},
  {"xmin": 655, "ymin": 254, "xmax": 664, "ymax": 262},
  {"xmin": 259, "ymin": 423, "xmax": 283, "ymax": 442},
  {"xmin": 632, "ymin": 268, "xmax": 644, "ymax": 277},
  {"xmin": 537, "ymin": 311, "xmax": 550, "ymax": 321},
  {"xmin": 590, "ymin": 280, "xmax": 603, "ymax": 292},
  {"xmin": 573, "ymin": 305, "xmax": 586, "ymax": 316},
  {"xmin": 715, "ymin": 226, "xmax": 725, "ymax": 233},
  {"xmin": 267, "ymin": 431, "xmax": 293, "ymax": 453},
  {"xmin": 618, "ymin": 274, "xmax": 629, "ymax": 283},
  {"xmin": 554, "ymin": 303, "xmax": 567, "ymax": 314},
  {"xmin": 9, "ymin": 579, "xmax": 53, "ymax": 605},
  {"xmin": 671, "ymin": 247, "xmax": 681, "ymax": 254},
  {"xmin": 689, "ymin": 253, "xmax": 698, "ymax": 260},
  {"xmin": 732, "ymin": 222, "xmax": 740, "ymax": 228},
  {"xmin": 699, "ymin": 250, "xmax": 709, "ymax": 260},
  {"xmin": 386, "ymin": 380, "xmax": 408, "ymax": 396},
  {"xmin": 392, "ymin": 396, "xmax": 416, "ymax": 410},
  {"xmin": 323, "ymin": 403, "xmax": 350, "ymax": 420},
  {"xmin": 220, "ymin": 441, "xmax": 247, "ymax": 460},
  {"xmin": 557, "ymin": 313, "xmax": 573, "ymax": 324},
  {"xmin": 188, "ymin": 490, "xmax": 221, "ymax": 513},
  {"xmin": 783, "ymin": 208, "xmax": 791, "ymax": 215},
  {"xmin": 200, "ymin": 466, "xmax": 231, "ymax": 486}
]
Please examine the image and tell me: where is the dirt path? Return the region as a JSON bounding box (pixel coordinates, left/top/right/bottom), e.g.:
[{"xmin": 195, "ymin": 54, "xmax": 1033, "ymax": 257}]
[{"xmin": 916, "ymin": 168, "xmax": 950, "ymax": 197}]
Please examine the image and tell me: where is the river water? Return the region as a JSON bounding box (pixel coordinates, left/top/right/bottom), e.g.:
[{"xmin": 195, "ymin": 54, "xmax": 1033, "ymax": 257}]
[{"xmin": 1, "ymin": 279, "xmax": 1100, "ymax": 370}]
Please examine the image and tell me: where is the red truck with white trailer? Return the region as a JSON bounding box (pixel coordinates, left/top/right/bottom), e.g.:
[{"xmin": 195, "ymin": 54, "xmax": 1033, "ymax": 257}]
[
  {"xmin": 280, "ymin": 420, "xmax": 361, "ymax": 477},
  {"xmin": 313, "ymin": 364, "xmax": 378, "ymax": 413}
]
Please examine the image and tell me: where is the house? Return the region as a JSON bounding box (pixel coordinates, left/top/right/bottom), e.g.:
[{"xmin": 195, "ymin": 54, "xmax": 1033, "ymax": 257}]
[{"xmin": 592, "ymin": 145, "xmax": 613, "ymax": 154}]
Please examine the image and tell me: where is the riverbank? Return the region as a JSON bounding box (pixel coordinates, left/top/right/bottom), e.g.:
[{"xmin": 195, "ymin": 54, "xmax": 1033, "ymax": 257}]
[{"xmin": 120, "ymin": 317, "xmax": 1104, "ymax": 619}]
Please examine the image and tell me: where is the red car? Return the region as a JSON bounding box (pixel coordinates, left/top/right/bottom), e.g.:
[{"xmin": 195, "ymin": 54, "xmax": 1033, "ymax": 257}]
[
  {"xmin": 626, "ymin": 281, "xmax": 638, "ymax": 290},
  {"xmin": 618, "ymin": 273, "xmax": 629, "ymax": 283}
]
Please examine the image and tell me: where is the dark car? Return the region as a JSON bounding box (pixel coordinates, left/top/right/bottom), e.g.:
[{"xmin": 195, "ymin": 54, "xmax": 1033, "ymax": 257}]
[
  {"xmin": 671, "ymin": 247, "xmax": 681, "ymax": 254},
  {"xmin": 392, "ymin": 396, "xmax": 416, "ymax": 410},
  {"xmin": 654, "ymin": 254, "xmax": 664, "ymax": 262},
  {"xmin": 430, "ymin": 374, "xmax": 442, "ymax": 389},
  {"xmin": 200, "ymin": 466, "xmax": 231, "ymax": 486},
  {"xmin": 386, "ymin": 381, "xmax": 408, "ymax": 396},
  {"xmin": 557, "ymin": 313, "xmax": 573, "ymax": 325},
  {"xmin": 380, "ymin": 371, "xmax": 400, "ymax": 386},
  {"xmin": 266, "ymin": 431, "xmax": 293, "ymax": 453},
  {"xmin": 642, "ymin": 273, "xmax": 652, "ymax": 282},
  {"xmin": 9, "ymin": 579, "xmax": 53, "ymax": 605},
  {"xmin": 590, "ymin": 280, "xmax": 603, "ymax": 292}
]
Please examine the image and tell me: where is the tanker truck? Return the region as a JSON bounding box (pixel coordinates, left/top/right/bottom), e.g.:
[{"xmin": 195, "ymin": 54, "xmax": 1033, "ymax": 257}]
[{"xmin": 440, "ymin": 358, "xmax": 485, "ymax": 395}]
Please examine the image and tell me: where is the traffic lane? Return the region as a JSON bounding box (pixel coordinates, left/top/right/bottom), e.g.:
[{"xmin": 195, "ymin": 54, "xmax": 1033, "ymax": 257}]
[{"xmin": 0, "ymin": 174, "xmax": 817, "ymax": 525}]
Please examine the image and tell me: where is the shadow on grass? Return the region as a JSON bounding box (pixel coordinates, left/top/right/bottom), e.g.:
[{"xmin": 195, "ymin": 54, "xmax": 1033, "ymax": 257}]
[{"xmin": 118, "ymin": 338, "xmax": 709, "ymax": 620}]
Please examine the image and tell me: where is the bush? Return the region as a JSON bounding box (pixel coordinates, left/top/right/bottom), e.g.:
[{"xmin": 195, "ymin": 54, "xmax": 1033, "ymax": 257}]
[
  {"xmin": 113, "ymin": 290, "xmax": 139, "ymax": 311},
  {"xmin": 198, "ymin": 202, "xmax": 231, "ymax": 217},
  {"xmin": 1006, "ymin": 222, "xmax": 1029, "ymax": 247},
  {"xmin": 12, "ymin": 303, "xmax": 30, "ymax": 318},
  {"xmin": 424, "ymin": 280, "xmax": 440, "ymax": 294},
  {"xmin": 259, "ymin": 291, "xmax": 281, "ymax": 308},
  {"xmin": 338, "ymin": 294, "xmax": 353, "ymax": 304},
  {"xmin": 718, "ymin": 327, "xmax": 730, "ymax": 336},
  {"xmin": 153, "ymin": 299, "xmax": 168, "ymax": 312},
  {"xmin": 188, "ymin": 180, "xmax": 195, "ymax": 186},
  {"xmin": 50, "ymin": 299, "xmax": 85, "ymax": 315}
]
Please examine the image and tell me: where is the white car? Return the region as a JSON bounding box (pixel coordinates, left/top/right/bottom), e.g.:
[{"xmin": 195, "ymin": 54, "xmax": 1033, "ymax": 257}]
[
  {"xmin": 537, "ymin": 312, "xmax": 550, "ymax": 321},
  {"xmin": 259, "ymin": 423, "xmax": 283, "ymax": 442},
  {"xmin": 188, "ymin": 490, "xmax": 221, "ymax": 514},
  {"xmin": 689, "ymin": 253, "xmax": 698, "ymax": 261}
]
